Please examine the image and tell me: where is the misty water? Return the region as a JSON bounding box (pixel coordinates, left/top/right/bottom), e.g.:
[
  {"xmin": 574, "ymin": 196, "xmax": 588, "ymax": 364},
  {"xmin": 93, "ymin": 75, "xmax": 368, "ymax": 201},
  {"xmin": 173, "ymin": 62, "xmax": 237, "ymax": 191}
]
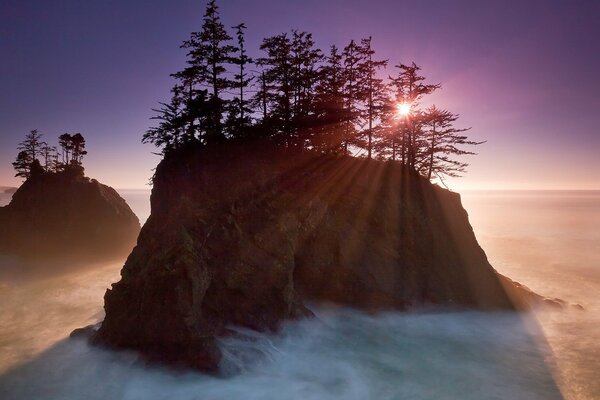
[{"xmin": 0, "ymin": 190, "xmax": 598, "ymax": 399}]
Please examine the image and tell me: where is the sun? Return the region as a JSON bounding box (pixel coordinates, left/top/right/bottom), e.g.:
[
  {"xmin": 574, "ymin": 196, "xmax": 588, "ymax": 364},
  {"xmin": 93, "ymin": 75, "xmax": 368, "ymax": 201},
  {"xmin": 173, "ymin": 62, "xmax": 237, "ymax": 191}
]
[{"xmin": 396, "ymin": 102, "xmax": 412, "ymax": 117}]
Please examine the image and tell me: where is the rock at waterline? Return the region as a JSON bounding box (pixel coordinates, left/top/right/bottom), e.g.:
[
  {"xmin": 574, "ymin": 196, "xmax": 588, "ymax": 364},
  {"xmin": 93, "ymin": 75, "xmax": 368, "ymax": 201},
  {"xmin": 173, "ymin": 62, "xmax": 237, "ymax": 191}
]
[{"xmin": 0, "ymin": 168, "xmax": 140, "ymax": 262}]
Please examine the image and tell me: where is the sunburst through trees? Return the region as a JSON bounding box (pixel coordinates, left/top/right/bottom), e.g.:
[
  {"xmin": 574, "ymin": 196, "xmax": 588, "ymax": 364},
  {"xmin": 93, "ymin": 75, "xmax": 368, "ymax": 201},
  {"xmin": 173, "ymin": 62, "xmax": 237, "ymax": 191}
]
[{"xmin": 143, "ymin": 0, "xmax": 482, "ymax": 183}]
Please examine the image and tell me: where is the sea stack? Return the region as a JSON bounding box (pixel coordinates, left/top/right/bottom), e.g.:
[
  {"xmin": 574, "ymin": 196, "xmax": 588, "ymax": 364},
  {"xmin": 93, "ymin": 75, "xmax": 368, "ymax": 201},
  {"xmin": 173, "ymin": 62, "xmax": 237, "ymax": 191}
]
[
  {"xmin": 0, "ymin": 166, "xmax": 140, "ymax": 262},
  {"xmin": 92, "ymin": 141, "xmax": 533, "ymax": 372}
]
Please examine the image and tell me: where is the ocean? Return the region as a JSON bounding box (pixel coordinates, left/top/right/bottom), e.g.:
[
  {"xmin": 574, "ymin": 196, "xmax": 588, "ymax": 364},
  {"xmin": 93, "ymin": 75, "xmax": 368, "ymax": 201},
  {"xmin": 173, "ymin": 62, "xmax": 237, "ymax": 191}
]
[{"xmin": 0, "ymin": 189, "xmax": 598, "ymax": 399}]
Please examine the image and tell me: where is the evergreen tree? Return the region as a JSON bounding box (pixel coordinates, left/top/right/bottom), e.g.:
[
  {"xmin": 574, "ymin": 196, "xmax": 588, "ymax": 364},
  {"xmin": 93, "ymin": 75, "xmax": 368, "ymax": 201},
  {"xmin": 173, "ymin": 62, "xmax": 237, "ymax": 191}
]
[
  {"xmin": 12, "ymin": 151, "xmax": 32, "ymax": 179},
  {"xmin": 17, "ymin": 129, "xmax": 44, "ymax": 163},
  {"xmin": 143, "ymin": 92, "xmax": 189, "ymax": 152},
  {"xmin": 41, "ymin": 142, "xmax": 52, "ymax": 171},
  {"xmin": 389, "ymin": 63, "xmax": 440, "ymax": 168},
  {"xmin": 227, "ymin": 23, "xmax": 253, "ymax": 137},
  {"xmin": 256, "ymin": 33, "xmax": 293, "ymax": 144},
  {"xmin": 69, "ymin": 133, "xmax": 87, "ymax": 166},
  {"xmin": 56, "ymin": 133, "xmax": 87, "ymax": 167},
  {"xmin": 50, "ymin": 147, "xmax": 62, "ymax": 172},
  {"xmin": 341, "ymin": 40, "xmax": 366, "ymax": 154},
  {"xmin": 58, "ymin": 133, "xmax": 73, "ymax": 164},
  {"xmin": 138, "ymin": 8, "xmax": 485, "ymax": 185},
  {"xmin": 311, "ymin": 45, "xmax": 349, "ymax": 152},
  {"xmin": 173, "ymin": 0, "xmax": 235, "ymax": 144},
  {"xmin": 418, "ymin": 106, "xmax": 482, "ymax": 181},
  {"xmin": 358, "ymin": 37, "xmax": 389, "ymax": 159},
  {"xmin": 290, "ymin": 30, "xmax": 323, "ymax": 148}
]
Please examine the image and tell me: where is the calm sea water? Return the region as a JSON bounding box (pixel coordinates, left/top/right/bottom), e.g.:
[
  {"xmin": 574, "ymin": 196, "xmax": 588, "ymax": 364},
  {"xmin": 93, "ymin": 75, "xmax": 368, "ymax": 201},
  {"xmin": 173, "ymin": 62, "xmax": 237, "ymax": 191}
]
[{"xmin": 0, "ymin": 189, "xmax": 598, "ymax": 399}]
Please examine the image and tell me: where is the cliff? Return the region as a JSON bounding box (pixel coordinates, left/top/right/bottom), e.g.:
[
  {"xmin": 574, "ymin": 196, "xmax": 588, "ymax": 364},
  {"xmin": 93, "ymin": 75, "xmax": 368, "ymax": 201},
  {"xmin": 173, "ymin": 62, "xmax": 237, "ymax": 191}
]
[
  {"xmin": 92, "ymin": 141, "xmax": 532, "ymax": 372},
  {"xmin": 0, "ymin": 168, "xmax": 140, "ymax": 262}
]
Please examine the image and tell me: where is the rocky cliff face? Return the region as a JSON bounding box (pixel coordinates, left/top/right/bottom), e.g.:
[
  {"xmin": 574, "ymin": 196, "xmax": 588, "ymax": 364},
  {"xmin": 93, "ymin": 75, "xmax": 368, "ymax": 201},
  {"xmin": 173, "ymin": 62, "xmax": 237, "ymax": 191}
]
[
  {"xmin": 93, "ymin": 142, "xmax": 530, "ymax": 372},
  {"xmin": 0, "ymin": 169, "xmax": 140, "ymax": 261}
]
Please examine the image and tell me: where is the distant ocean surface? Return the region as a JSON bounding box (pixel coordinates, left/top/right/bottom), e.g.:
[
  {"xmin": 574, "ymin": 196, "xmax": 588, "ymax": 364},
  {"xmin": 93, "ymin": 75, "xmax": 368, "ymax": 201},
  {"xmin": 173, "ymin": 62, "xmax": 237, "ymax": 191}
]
[{"xmin": 0, "ymin": 189, "xmax": 598, "ymax": 400}]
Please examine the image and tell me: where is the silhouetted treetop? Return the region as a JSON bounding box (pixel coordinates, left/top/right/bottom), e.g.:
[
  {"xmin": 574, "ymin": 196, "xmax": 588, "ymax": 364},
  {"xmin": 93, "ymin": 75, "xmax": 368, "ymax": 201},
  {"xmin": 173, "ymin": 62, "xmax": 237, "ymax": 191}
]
[
  {"xmin": 12, "ymin": 131, "xmax": 88, "ymax": 181},
  {"xmin": 144, "ymin": 0, "xmax": 483, "ymax": 184}
]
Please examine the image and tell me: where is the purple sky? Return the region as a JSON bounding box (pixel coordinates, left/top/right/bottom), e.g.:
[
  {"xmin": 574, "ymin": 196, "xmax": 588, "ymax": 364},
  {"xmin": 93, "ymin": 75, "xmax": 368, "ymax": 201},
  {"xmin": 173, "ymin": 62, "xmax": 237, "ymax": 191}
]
[{"xmin": 1, "ymin": 0, "xmax": 599, "ymax": 190}]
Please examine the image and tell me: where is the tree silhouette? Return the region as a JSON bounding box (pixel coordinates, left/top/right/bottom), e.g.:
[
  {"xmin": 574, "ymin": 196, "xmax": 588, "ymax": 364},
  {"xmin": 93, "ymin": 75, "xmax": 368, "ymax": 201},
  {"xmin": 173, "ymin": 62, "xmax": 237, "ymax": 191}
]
[
  {"xmin": 69, "ymin": 133, "xmax": 87, "ymax": 165},
  {"xmin": 310, "ymin": 45, "xmax": 350, "ymax": 153},
  {"xmin": 17, "ymin": 129, "xmax": 44, "ymax": 163},
  {"xmin": 40, "ymin": 142, "xmax": 54, "ymax": 171},
  {"xmin": 141, "ymin": 0, "xmax": 484, "ymax": 184},
  {"xmin": 340, "ymin": 40, "xmax": 367, "ymax": 153},
  {"xmin": 227, "ymin": 23, "xmax": 253, "ymax": 137},
  {"xmin": 256, "ymin": 33, "xmax": 293, "ymax": 144},
  {"xmin": 143, "ymin": 93, "xmax": 188, "ymax": 152},
  {"xmin": 12, "ymin": 151, "xmax": 32, "ymax": 179},
  {"xmin": 290, "ymin": 30, "xmax": 323, "ymax": 148},
  {"xmin": 58, "ymin": 133, "xmax": 73, "ymax": 164},
  {"xmin": 419, "ymin": 106, "xmax": 483, "ymax": 180},
  {"xmin": 358, "ymin": 37, "xmax": 389, "ymax": 159},
  {"xmin": 182, "ymin": 0, "xmax": 235, "ymax": 143},
  {"xmin": 389, "ymin": 63, "xmax": 440, "ymax": 168},
  {"xmin": 57, "ymin": 132, "xmax": 87, "ymax": 167}
]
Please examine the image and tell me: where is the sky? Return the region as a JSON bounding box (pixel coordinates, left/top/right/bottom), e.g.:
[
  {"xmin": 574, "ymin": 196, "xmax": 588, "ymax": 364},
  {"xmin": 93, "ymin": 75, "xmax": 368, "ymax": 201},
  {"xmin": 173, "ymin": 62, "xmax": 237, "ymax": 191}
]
[{"xmin": 1, "ymin": 0, "xmax": 599, "ymax": 191}]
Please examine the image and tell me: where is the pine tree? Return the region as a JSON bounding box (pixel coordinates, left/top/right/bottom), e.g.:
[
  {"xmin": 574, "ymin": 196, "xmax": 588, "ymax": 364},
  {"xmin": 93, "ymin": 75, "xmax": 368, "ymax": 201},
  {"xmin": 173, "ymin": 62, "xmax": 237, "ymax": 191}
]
[
  {"xmin": 174, "ymin": 0, "xmax": 235, "ymax": 144},
  {"xmin": 358, "ymin": 37, "xmax": 389, "ymax": 159},
  {"xmin": 17, "ymin": 129, "xmax": 44, "ymax": 163},
  {"xmin": 311, "ymin": 45, "xmax": 349, "ymax": 152},
  {"xmin": 418, "ymin": 106, "xmax": 482, "ymax": 181},
  {"xmin": 227, "ymin": 23, "xmax": 253, "ymax": 137},
  {"xmin": 69, "ymin": 133, "xmax": 87, "ymax": 166},
  {"xmin": 389, "ymin": 63, "xmax": 440, "ymax": 169},
  {"xmin": 41, "ymin": 142, "xmax": 52, "ymax": 171},
  {"xmin": 12, "ymin": 151, "xmax": 32, "ymax": 179},
  {"xmin": 50, "ymin": 147, "xmax": 62, "ymax": 172},
  {"xmin": 143, "ymin": 92, "xmax": 189, "ymax": 152},
  {"xmin": 58, "ymin": 133, "xmax": 73, "ymax": 164},
  {"xmin": 341, "ymin": 40, "xmax": 366, "ymax": 154},
  {"xmin": 256, "ymin": 33, "xmax": 293, "ymax": 144},
  {"xmin": 290, "ymin": 30, "xmax": 323, "ymax": 148}
]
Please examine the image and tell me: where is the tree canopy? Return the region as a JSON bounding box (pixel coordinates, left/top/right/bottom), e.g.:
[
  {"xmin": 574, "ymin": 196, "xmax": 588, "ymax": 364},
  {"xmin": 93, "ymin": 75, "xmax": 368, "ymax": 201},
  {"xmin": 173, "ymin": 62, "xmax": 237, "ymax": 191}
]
[
  {"xmin": 144, "ymin": 0, "xmax": 483, "ymax": 184},
  {"xmin": 12, "ymin": 131, "xmax": 87, "ymax": 180}
]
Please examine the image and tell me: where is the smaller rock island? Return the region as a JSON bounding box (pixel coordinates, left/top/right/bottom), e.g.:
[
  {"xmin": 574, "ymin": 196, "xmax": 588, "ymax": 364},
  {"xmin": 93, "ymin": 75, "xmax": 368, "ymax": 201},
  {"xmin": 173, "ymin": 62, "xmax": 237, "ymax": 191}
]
[{"xmin": 0, "ymin": 131, "xmax": 140, "ymax": 263}]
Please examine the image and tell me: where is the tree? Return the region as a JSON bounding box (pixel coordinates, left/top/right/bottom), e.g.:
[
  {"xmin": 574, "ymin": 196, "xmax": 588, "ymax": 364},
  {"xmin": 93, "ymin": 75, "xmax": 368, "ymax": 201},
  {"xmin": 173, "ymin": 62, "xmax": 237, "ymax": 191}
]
[
  {"xmin": 227, "ymin": 23, "xmax": 253, "ymax": 137},
  {"xmin": 389, "ymin": 63, "xmax": 440, "ymax": 168},
  {"xmin": 139, "ymin": 6, "xmax": 484, "ymax": 185},
  {"xmin": 358, "ymin": 37, "xmax": 389, "ymax": 159},
  {"xmin": 58, "ymin": 133, "xmax": 73, "ymax": 164},
  {"xmin": 69, "ymin": 133, "xmax": 87, "ymax": 166},
  {"xmin": 182, "ymin": 0, "xmax": 235, "ymax": 143},
  {"xmin": 143, "ymin": 94, "xmax": 187, "ymax": 152},
  {"xmin": 56, "ymin": 132, "xmax": 87, "ymax": 166},
  {"xmin": 310, "ymin": 45, "xmax": 349, "ymax": 152},
  {"xmin": 292, "ymin": 31, "xmax": 323, "ymax": 148},
  {"xmin": 256, "ymin": 33, "xmax": 294, "ymax": 144},
  {"xmin": 40, "ymin": 143, "xmax": 59, "ymax": 172},
  {"xmin": 17, "ymin": 129, "xmax": 44, "ymax": 163},
  {"xmin": 418, "ymin": 106, "xmax": 483, "ymax": 181},
  {"xmin": 12, "ymin": 151, "xmax": 32, "ymax": 179},
  {"xmin": 50, "ymin": 147, "xmax": 62, "ymax": 172},
  {"xmin": 341, "ymin": 40, "xmax": 366, "ymax": 154},
  {"xmin": 256, "ymin": 31, "xmax": 324, "ymax": 149}
]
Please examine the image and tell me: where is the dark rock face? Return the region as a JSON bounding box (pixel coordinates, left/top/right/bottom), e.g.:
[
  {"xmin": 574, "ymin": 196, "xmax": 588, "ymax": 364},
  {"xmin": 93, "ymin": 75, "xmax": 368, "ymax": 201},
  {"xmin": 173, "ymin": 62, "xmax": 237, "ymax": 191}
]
[
  {"xmin": 94, "ymin": 142, "xmax": 528, "ymax": 372},
  {"xmin": 0, "ymin": 170, "xmax": 140, "ymax": 261}
]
